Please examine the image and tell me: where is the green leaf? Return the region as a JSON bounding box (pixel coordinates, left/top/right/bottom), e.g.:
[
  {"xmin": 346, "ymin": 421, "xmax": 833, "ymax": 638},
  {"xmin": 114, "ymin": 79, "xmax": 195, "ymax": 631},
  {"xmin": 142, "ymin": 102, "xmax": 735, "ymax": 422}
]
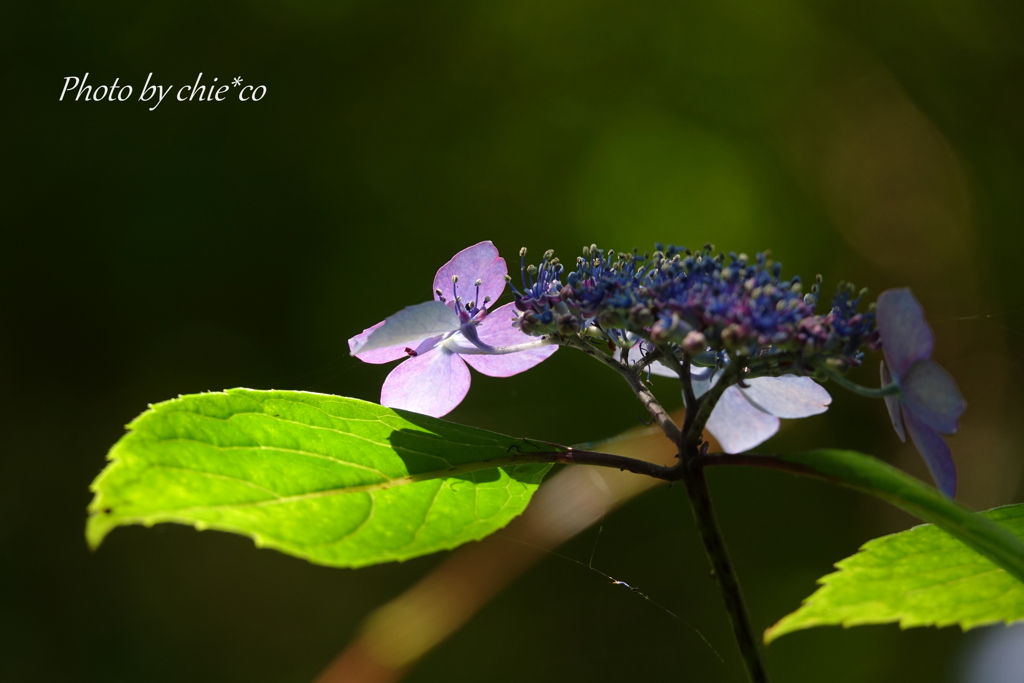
[
  {"xmin": 765, "ymin": 503, "xmax": 1024, "ymax": 642},
  {"xmin": 87, "ymin": 389, "xmax": 551, "ymax": 568},
  {"xmin": 775, "ymin": 450, "xmax": 1024, "ymax": 586}
]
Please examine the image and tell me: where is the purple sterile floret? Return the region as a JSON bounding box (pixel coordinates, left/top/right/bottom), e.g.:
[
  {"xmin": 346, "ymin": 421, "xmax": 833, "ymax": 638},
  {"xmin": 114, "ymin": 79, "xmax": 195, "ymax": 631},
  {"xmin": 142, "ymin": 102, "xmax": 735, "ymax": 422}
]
[
  {"xmin": 876, "ymin": 288, "xmax": 966, "ymax": 498},
  {"xmin": 348, "ymin": 241, "xmax": 557, "ymax": 417}
]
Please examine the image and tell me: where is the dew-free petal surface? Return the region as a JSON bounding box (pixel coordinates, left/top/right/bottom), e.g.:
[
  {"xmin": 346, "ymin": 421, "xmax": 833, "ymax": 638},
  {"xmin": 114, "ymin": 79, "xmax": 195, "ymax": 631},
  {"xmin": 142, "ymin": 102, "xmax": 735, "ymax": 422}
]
[
  {"xmin": 381, "ymin": 347, "xmax": 471, "ymax": 417},
  {"xmin": 348, "ymin": 320, "xmax": 412, "ymax": 364},
  {"xmin": 903, "ymin": 407, "xmax": 958, "ymax": 498},
  {"xmin": 901, "ymin": 359, "xmax": 966, "ymax": 434},
  {"xmin": 614, "ymin": 343, "xmax": 678, "ymax": 378},
  {"xmin": 352, "ymin": 301, "xmax": 460, "ymax": 356},
  {"xmin": 706, "ymin": 386, "xmax": 780, "ymax": 454},
  {"xmin": 432, "ymin": 241, "xmax": 507, "ymax": 308},
  {"xmin": 691, "ymin": 366, "xmax": 716, "ymax": 398},
  {"xmin": 881, "ymin": 360, "xmax": 906, "ymax": 442},
  {"xmin": 876, "ymin": 288, "xmax": 934, "ymax": 378},
  {"xmin": 739, "ymin": 375, "xmax": 831, "ymax": 419},
  {"xmin": 459, "ymin": 303, "xmax": 558, "ymax": 377}
]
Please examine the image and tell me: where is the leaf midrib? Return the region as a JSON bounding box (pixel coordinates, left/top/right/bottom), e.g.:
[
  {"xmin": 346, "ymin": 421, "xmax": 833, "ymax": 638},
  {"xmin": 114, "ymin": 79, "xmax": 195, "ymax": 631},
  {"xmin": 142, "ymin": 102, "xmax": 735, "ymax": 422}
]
[{"xmin": 109, "ymin": 454, "xmax": 529, "ymax": 515}]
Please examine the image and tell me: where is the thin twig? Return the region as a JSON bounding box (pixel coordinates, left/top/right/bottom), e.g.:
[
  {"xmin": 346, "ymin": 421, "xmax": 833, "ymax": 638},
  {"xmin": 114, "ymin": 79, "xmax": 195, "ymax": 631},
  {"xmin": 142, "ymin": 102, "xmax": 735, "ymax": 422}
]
[{"xmin": 565, "ymin": 335, "xmax": 681, "ymax": 443}]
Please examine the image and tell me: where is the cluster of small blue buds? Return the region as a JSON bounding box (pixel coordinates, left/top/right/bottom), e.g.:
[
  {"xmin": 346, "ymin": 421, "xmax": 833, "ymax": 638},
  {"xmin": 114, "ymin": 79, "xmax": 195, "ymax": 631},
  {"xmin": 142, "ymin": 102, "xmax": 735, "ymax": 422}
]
[{"xmin": 509, "ymin": 244, "xmax": 879, "ymax": 370}]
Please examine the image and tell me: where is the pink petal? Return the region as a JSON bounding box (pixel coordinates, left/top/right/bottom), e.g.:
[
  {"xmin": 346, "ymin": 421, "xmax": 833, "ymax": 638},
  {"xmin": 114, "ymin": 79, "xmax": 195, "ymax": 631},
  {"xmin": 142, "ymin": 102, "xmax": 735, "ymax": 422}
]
[
  {"xmin": 348, "ymin": 320, "xmax": 410, "ymax": 364},
  {"xmin": 705, "ymin": 387, "xmax": 780, "ymax": 454},
  {"xmin": 432, "ymin": 241, "xmax": 507, "ymax": 309},
  {"xmin": 876, "ymin": 288, "xmax": 934, "ymax": 378},
  {"xmin": 380, "ymin": 347, "xmax": 471, "ymax": 418},
  {"xmin": 881, "ymin": 361, "xmax": 906, "ymax": 442},
  {"xmin": 738, "ymin": 376, "xmax": 831, "ymax": 418},
  {"xmin": 458, "ymin": 303, "xmax": 558, "ymax": 377}
]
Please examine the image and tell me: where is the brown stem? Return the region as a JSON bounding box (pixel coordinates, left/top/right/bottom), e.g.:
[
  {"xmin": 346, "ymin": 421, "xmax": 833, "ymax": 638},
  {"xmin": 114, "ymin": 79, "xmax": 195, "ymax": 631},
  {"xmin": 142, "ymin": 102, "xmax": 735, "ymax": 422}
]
[
  {"xmin": 565, "ymin": 335, "xmax": 681, "ymax": 443},
  {"xmin": 680, "ymin": 455, "xmax": 771, "ymax": 683}
]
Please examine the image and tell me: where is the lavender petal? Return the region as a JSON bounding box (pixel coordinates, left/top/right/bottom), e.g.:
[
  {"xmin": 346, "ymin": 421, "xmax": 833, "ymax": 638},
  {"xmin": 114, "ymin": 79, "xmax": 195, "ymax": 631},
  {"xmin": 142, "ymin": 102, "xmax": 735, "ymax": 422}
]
[
  {"xmin": 432, "ymin": 241, "xmax": 507, "ymax": 308},
  {"xmin": 380, "ymin": 347, "xmax": 472, "ymax": 418},
  {"xmin": 351, "ymin": 301, "xmax": 460, "ymax": 356},
  {"xmin": 458, "ymin": 303, "xmax": 558, "ymax": 377},
  {"xmin": 348, "ymin": 320, "xmax": 411, "ymax": 364},
  {"xmin": 876, "ymin": 288, "xmax": 935, "ymax": 378}
]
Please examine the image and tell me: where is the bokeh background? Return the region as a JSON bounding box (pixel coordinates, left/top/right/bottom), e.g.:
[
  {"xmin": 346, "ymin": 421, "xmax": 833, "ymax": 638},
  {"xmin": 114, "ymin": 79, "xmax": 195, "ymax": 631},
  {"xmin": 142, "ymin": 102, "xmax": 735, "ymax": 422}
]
[{"xmin": 6, "ymin": 1, "xmax": 1024, "ymax": 681}]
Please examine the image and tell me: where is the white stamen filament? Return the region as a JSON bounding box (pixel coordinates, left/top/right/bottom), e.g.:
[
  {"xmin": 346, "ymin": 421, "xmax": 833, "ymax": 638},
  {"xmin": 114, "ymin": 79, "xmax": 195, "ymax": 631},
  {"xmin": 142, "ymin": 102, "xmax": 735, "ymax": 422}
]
[{"xmin": 441, "ymin": 336, "xmax": 559, "ymax": 355}]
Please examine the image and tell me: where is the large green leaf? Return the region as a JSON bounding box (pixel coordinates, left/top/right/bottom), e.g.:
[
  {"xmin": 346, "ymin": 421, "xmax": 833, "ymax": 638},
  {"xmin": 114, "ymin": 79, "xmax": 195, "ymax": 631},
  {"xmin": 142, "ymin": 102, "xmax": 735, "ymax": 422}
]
[
  {"xmin": 87, "ymin": 389, "xmax": 551, "ymax": 568},
  {"xmin": 765, "ymin": 503, "xmax": 1024, "ymax": 642},
  {"xmin": 773, "ymin": 450, "xmax": 1024, "ymax": 585}
]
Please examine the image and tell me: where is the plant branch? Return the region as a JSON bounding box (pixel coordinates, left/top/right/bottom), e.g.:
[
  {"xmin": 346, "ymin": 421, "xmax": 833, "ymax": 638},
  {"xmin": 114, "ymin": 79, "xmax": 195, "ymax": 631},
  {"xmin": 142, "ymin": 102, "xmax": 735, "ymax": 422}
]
[
  {"xmin": 565, "ymin": 335, "xmax": 681, "ymax": 443},
  {"xmin": 680, "ymin": 458, "xmax": 771, "ymax": 683},
  {"xmin": 683, "ymin": 360, "xmax": 740, "ymax": 453},
  {"xmin": 498, "ymin": 447, "xmax": 677, "ymax": 480},
  {"xmin": 563, "ymin": 336, "xmax": 771, "ymax": 682},
  {"xmin": 678, "ymin": 357, "xmax": 700, "ymax": 441}
]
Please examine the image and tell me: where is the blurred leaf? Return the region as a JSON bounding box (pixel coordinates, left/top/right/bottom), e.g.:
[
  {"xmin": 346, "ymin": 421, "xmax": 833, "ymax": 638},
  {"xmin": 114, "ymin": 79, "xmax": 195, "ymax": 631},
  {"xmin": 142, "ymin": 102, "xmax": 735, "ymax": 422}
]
[
  {"xmin": 766, "ymin": 503, "xmax": 1024, "ymax": 642},
  {"xmin": 776, "ymin": 449, "xmax": 1024, "ymax": 586},
  {"xmin": 87, "ymin": 389, "xmax": 550, "ymax": 568}
]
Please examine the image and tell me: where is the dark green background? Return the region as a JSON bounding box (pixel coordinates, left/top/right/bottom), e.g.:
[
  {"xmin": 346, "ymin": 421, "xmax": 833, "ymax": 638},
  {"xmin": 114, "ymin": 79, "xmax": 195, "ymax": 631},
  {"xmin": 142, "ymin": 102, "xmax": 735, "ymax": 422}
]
[{"xmin": 5, "ymin": 1, "xmax": 1024, "ymax": 681}]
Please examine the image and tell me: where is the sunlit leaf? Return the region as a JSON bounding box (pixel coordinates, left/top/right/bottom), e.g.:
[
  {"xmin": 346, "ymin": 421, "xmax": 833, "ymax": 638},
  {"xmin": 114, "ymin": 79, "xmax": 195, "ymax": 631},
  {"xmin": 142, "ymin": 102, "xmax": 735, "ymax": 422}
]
[
  {"xmin": 776, "ymin": 449, "xmax": 1024, "ymax": 585},
  {"xmin": 87, "ymin": 389, "xmax": 550, "ymax": 568},
  {"xmin": 766, "ymin": 503, "xmax": 1024, "ymax": 642}
]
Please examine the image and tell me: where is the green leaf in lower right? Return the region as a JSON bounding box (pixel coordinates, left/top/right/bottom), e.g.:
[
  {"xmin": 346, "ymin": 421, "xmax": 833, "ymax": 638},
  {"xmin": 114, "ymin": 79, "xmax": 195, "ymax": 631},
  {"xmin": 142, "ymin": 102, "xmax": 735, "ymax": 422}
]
[{"xmin": 766, "ymin": 503, "xmax": 1024, "ymax": 643}]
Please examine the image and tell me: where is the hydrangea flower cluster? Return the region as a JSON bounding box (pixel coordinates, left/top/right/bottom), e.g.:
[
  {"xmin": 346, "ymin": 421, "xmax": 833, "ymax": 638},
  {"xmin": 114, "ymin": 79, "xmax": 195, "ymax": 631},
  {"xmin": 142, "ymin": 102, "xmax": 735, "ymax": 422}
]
[
  {"xmin": 511, "ymin": 244, "xmax": 878, "ymax": 371},
  {"xmin": 351, "ymin": 241, "xmax": 966, "ymax": 498}
]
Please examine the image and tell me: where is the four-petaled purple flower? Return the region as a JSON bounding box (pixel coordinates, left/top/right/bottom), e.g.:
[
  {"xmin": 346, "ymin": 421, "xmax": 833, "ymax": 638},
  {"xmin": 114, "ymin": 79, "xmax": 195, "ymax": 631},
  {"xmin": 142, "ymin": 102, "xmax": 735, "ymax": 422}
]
[
  {"xmin": 349, "ymin": 241, "xmax": 557, "ymax": 417},
  {"xmin": 877, "ymin": 288, "xmax": 966, "ymax": 498}
]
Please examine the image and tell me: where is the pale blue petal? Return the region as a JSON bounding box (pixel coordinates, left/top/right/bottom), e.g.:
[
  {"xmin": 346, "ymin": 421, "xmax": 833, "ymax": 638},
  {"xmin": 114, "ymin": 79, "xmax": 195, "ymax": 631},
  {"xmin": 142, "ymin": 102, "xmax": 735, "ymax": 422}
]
[
  {"xmin": 614, "ymin": 344, "xmax": 678, "ymax": 378},
  {"xmin": 348, "ymin": 320, "xmax": 411, "ymax": 364},
  {"xmin": 350, "ymin": 301, "xmax": 459, "ymax": 356},
  {"xmin": 691, "ymin": 366, "xmax": 715, "ymax": 399},
  {"xmin": 738, "ymin": 376, "xmax": 831, "ymax": 418},
  {"xmin": 649, "ymin": 360, "xmax": 679, "ymax": 378},
  {"xmin": 706, "ymin": 387, "xmax": 780, "ymax": 454}
]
